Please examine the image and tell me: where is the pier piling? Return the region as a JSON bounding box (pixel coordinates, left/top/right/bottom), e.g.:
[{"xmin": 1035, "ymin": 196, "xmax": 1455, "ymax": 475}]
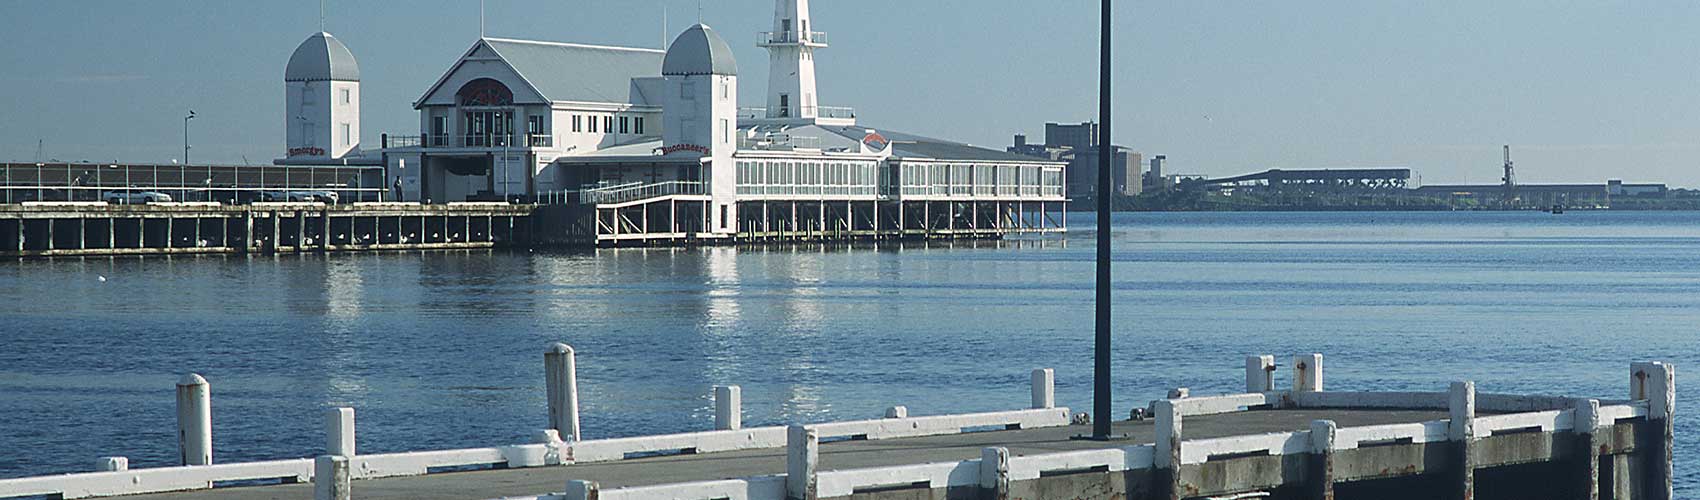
[
  {"xmin": 545, "ymin": 343, "xmax": 581, "ymax": 441},
  {"xmin": 1632, "ymin": 361, "xmax": 1675, "ymax": 500},
  {"xmin": 1575, "ymin": 398, "xmax": 1601, "ymax": 500},
  {"xmin": 325, "ymin": 407, "xmax": 355, "ymax": 457},
  {"xmin": 1031, "ymin": 368, "xmax": 1054, "ymax": 409},
  {"xmin": 1309, "ymin": 419, "xmax": 1337, "ymax": 500},
  {"xmin": 1246, "ymin": 355, "xmax": 1276, "ymax": 393},
  {"xmin": 1449, "ymin": 381, "xmax": 1476, "ymax": 500},
  {"xmin": 980, "ymin": 446, "xmax": 1011, "ymax": 500},
  {"xmin": 787, "ymin": 424, "xmax": 818, "ymax": 500},
  {"xmin": 174, "ymin": 373, "xmax": 212, "ymax": 466},
  {"xmin": 1155, "ymin": 399, "xmax": 1182, "ymax": 500},
  {"xmin": 95, "ymin": 456, "xmax": 128, "ymax": 472},
  {"xmin": 565, "ymin": 480, "xmax": 599, "ymax": 500},
  {"xmin": 313, "ymin": 455, "xmax": 350, "ymax": 500},
  {"xmin": 714, "ymin": 385, "xmax": 742, "ymax": 431},
  {"xmin": 1294, "ymin": 353, "xmax": 1323, "ymax": 392}
]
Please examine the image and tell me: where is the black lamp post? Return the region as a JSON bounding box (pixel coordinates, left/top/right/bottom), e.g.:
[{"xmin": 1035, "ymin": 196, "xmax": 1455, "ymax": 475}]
[{"xmin": 1092, "ymin": 0, "xmax": 1114, "ymax": 441}]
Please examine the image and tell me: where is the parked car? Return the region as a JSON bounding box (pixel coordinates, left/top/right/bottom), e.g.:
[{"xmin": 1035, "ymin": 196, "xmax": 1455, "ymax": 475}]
[
  {"xmin": 102, "ymin": 190, "xmax": 173, "ymax": 204},
  {"xmin": 259, "ymin": 190, "xmax": 339, "ymax": 204}
]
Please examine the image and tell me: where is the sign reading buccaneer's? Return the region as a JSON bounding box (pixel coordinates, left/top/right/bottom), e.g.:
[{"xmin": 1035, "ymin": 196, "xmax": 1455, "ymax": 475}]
[{"xmin": 661, "ymin": 144, "xmax": 712, "ymax": 156}]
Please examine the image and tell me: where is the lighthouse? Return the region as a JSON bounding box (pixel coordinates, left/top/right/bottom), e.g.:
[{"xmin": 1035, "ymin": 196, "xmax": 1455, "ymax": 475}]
[{"xmin": 758, "ymin": 0, "xmax": 827, "ymax": 122}]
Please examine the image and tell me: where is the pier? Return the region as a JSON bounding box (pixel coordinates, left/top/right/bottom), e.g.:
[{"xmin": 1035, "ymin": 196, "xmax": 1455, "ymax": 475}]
[
  {"xmin": 0, "ymin": 352, "xmax": 1674, "ymax": 500},
  {"xmin": 0, "ymin": 202, "xmax": 532, "ymax": 257}
]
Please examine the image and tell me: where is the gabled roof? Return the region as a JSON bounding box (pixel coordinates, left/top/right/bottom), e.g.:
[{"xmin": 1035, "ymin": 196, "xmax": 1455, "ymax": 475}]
[
  {"xmin": 663, "ymin": 24, "xmax": 737, "ymax": 76},
  {"xmin": 286, "ymin": 32, "xmax": 359, "ymax": 82},
  {"xmin": 415, "ymin": 38, "xmax": 664, "ymax": 107}
]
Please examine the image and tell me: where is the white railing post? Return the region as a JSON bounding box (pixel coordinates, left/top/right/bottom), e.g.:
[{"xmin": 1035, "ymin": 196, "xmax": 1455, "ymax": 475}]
[
  {"xmin": 314, "ymin": 455, "xmax": 350, "ymax": 500},
  {"xmin": 565, "ymin": 480, "xmax": 599, "ymax": 500},
  {"xmin": 95, "ymin": 456, "xmax": 128, "ymax": 472},
  {"xmin": 325, "ymin": 407, "xmax": 355, "ymax": 457},
  {"xmin": 1449, "ymin": 381, "xmax": 1476, "ymax": 500},
  {"xmin": 1031, "ymin": 368, "xmax": 1055, "ymax": 409},
  {"xmin": 1155, "ymin": 399, "xmax": 1183, "ymax": 500},
  {"xmin": 1631, "ymin": 361, "xmax": 1674, "ymax": 500},
  {"xmin": 1294, "ymin": 353, "xmax": 1323, "ymax": 392},
  {"xmin": 1309, "ymin": 420, "xmax": 1337, "ymax": 500},
  {"xmin": 546, "ymin": 343, "xmax": 581, "ymax": 441},
  {"xmin": 980, "ymin": 446, "xmax": 1011, "ymax": 500},
  {"xmin": 175, "ymin": 373, "xmax": 212, "ymax": 466},
  {"xmin": 715, "ymin": 385, "xmax": 742, "ymax": 431},
  {"xmin": 1575, "ymin": 398, "xmax": 1601, "ymax": 500},
  {"xmin": 787, "ymin": 424, "xmax": 819, "ymax": 500},
  {"xmin": 1246, "ymin": 355, "xmax": 1275, "ymax": 393}
]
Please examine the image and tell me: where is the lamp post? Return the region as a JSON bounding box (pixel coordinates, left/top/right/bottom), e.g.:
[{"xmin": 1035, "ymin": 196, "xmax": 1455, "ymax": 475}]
[
  {"xmin": 183, "ymin": 111, "xmax": 196, "ymax": 166},
  {"xmin": 1092, "ymin": 0, "xmax": 1114, "ymax": 440}
]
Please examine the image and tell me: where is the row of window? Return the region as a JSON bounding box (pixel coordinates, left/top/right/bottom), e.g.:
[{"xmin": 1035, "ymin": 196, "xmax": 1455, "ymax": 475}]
[
  {"xmin": 299, "ymin": 87, "xmax": 352, "ymax": 106},
  {"xmin": 735, "ymin": 160, "xmax": 880, "ymax": 196},
  {"xmin": 570, "ymin": 114, "xmax": 645, "ymax": 135}
]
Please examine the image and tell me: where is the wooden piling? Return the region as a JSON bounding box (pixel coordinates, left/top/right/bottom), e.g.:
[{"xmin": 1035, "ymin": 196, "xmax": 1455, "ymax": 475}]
[
  {"xmin": 545, "ymin": 343, "xmax": 581, "ymax": 441},
  {"xmin": 1449, "ymin": 381, "xmax": 1475, "ymax": 500}
]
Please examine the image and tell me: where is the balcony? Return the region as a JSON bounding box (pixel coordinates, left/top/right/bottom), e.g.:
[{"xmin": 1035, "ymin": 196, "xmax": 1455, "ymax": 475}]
[
  {"xmin": 738, "ymin": 134, "xmax": 822, "ymax": 151},
  {"xmin": 389, "ymin": 134, "xmax": 555, "ymax": 149},
  {"xmin": 543, "ymin": 181, "xmax": 706, "ymax": 206},
  {"xmin": 736, "ymin": 106, "xmax": 856, "ymax": 120},
  {"xmin": 758, "ymin": 30, "xmax": 828, "ymax": 46}
]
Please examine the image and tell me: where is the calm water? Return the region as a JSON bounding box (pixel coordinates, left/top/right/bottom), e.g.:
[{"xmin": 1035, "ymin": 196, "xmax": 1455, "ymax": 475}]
[{"xmin": 1, "ymin": 211, "xmax": 1695, "ymax": 493}]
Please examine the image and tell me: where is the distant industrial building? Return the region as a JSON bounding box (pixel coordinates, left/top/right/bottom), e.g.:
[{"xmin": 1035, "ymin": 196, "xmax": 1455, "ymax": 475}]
[
  {"xmin": 1008, "ymin": 122, "xmax": 1140, "ymax": 197},
  {"xmin": 1412, "ymin": 180, "xmax": 1667, "ymax": 205}
]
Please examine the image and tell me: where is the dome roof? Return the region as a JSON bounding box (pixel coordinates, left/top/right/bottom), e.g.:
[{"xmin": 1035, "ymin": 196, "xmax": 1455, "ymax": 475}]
[
  {"xmin": 286, "ymin": 32, "xmax": 360, "ymax": 82},
  {"xmin": 662, "ymin": 24, "xmax": 737, "ymax": 76}
]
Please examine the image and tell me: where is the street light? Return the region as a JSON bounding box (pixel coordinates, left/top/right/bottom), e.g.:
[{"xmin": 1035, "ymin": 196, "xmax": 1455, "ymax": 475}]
[
  {"xmin": 1091, "ymin": 0, "xmax": 1115, "ymax": 441},
  {"xmin": 183, "ymin": 111, "xmax": 196, "ymax": 166}
]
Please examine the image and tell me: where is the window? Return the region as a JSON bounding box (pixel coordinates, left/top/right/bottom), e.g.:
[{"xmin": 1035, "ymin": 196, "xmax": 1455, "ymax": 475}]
[
  {"xmin": 778, "ymin": 94, "xmax": 790, "ymax": 117},
  {"xmin": 302, "ymin": 87, "xmax": 316, "ymax": 105},
  {"xmin": 682, "ymin": 81, "xmax": 695, "ymax": 100},
  {"xmin": 572, "ymin": 115, "xmax": 582, "ymax": 133},
  {"xmin": 720, "ymin": 81, "xmax": 729, "ymax": 99},
  {"xmin": 603, "ymin": 116, "xmax": 613, "ymax": 134},
  {"xmin": 619, "ymin": 116, "xmax": 629, "ymax": 134},
  {"xmin": 719, "ymin": 205, "xmax": 728, "ymax": 230},
  {"xmin": 340, "ymin": 123, "xmax": 350, "ymax": 146},
  {"xmin": 431, "ymin": 116, "xmax": 446, "ymax": 145},
  {"xmin": 588, "ymin": 116, "xmax": 598, "ymax": 133},
  {"xmin": 634, "ymin": 117, "xmax": 645, "ymax": 135},
  {"xmin": 720, "ymin": 119, "xmax": 729, "ymax": 144},
  {"xmin": 528, "ymin": 115, "xmax": 544, "ymax": 135},
  {"xmin": 340, "ymin": 88, "xmax": 350, "ymax": 104},
  {"xmin": 303, "ymin": 122, "xmax": 316, "ymax": 146}
]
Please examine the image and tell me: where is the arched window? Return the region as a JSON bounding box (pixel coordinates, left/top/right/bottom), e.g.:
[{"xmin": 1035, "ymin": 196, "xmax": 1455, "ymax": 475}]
[{"xmin": 457, "ymin": 78, "xmax": 513, "ymax": 106}]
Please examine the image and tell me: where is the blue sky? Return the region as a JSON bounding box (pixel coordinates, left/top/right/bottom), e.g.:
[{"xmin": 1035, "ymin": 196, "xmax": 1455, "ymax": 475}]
[{"xmin": 2, "ymin": 1, "xmax": 1696, "ymax": 186}]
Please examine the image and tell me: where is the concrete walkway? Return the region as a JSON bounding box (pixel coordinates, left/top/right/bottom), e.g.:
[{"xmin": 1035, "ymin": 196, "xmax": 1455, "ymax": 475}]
[{"xmin": 119, "ymin": 409, "xmax": 1445, "ymax": 500}]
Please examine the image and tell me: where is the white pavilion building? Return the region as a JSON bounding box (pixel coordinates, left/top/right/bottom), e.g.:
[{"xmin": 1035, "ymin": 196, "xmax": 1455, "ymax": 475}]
[{"xmin": 380, "ymin": 0, "xmax": 1065, "ymax": 244}]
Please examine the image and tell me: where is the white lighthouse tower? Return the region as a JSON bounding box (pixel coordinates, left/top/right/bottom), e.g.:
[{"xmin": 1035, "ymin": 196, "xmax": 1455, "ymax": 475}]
[
  {"xmin": 759, "ymin": 0, "xmax": 827, "ymax": 122},
  {"xmin": 662, "ymin": 24, "xmax": 740, "ymax": 233},
  {"xmin": 282, "ymin": 32, "xmax": 361, "ymax": 164}
]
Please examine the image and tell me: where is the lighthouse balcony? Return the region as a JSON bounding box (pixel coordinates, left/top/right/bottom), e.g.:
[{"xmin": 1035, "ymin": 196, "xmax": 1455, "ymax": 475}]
[{"xmin": 757, "ymin": 30, "xmax": 828, "ymax": 47}]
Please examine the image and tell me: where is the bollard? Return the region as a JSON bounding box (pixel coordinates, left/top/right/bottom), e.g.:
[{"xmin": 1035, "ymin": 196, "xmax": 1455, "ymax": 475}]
[
  {"xmin": 1309, "ymin": 420, "xmax": 1337, "ymax": 500},
  {"xmin": 565, "ymin": 480, "xmax": 599, "ymax": 500},
  {"xmin": 979, "ymin": 447, "xmax": 1011, "ymax": 500},
  {"xmin": 1631, "ymin": 361, "xmax": 1674, "ymax": 500},
  {"xmin": 314, "ymin": 455, "xmax": 350, "ymax": 500},
  {"xmin": 325, "ymin": 407, "xmax": 355, "ymax": 457},
  {"xmin": 545, "ymin": 343, "xmax": 582, "ymax": 441},
  {"xmin": 885, "ymin": 406, "xmax": 909, "ymax": 419},
  {"xmin": 1574, "ymin": 399, "xmax": 1601, "ymax": 500},
  {"xmin": 787, "ymin": 424, "xmax": 819, "ymax": 500},
  {"xmin": 1448, "ymin": 381, "xmax": 1476, "ymax": 500},
  {"xmin": 715, "ymin": 385, "xmax": 742, "ymax": 431},
  {"xmin": 96, "ymin": 456, "xmax": 128, "ymax": 472},
  {"xmin": 1246, "ymin": 355, "xmax": 1275, "ymax": 393},
  {"xmin": 1031, "ymin": 368, "xmax": 1055, "ymax": 409},
  {"xmin": 1294, "ymin": 353, "xmax": 1323, "ymax": 392},
  {"xmin": 1155, "ymin": 400, "xmax": 1183, "ymax": 500},
  {"xmin": 175, "ymin": 373, "xmax": 212, "ymax": 466},
  {"xmin": 1167, "ymin": 387, "xmax": 1190, "ymax": 399}
]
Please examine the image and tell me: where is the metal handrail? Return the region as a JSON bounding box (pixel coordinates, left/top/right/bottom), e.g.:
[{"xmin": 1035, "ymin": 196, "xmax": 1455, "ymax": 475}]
[
  {"xmin": 759, "ymin": 31, "xmax": 828, "ymax": 45},
  {"xmin": 552, "ymin": 181, "xmax": 705, "ymax": 206}
]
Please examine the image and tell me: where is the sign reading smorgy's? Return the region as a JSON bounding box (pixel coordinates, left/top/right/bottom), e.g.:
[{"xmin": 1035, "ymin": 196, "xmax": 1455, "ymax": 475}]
[{"xmin": 288, "ymin": 147, "xmax": 326, "ymax": 157}]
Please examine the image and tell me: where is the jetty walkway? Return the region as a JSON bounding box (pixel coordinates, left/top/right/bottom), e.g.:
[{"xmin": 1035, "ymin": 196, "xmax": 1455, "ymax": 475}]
[{"xmin": 0, "ymin": 352, "xmax": 1674, "ymax": 500}]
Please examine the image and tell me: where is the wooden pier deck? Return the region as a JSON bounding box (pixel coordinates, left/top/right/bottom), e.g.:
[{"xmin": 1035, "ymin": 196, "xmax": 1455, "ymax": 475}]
[
  {"xmin": 113, "ymin": 409, "xmax": 1445, "ymax": 500},
  {"xmin": 0, "ymin": 355, "xmax": 1673, "ymax": 500}
]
